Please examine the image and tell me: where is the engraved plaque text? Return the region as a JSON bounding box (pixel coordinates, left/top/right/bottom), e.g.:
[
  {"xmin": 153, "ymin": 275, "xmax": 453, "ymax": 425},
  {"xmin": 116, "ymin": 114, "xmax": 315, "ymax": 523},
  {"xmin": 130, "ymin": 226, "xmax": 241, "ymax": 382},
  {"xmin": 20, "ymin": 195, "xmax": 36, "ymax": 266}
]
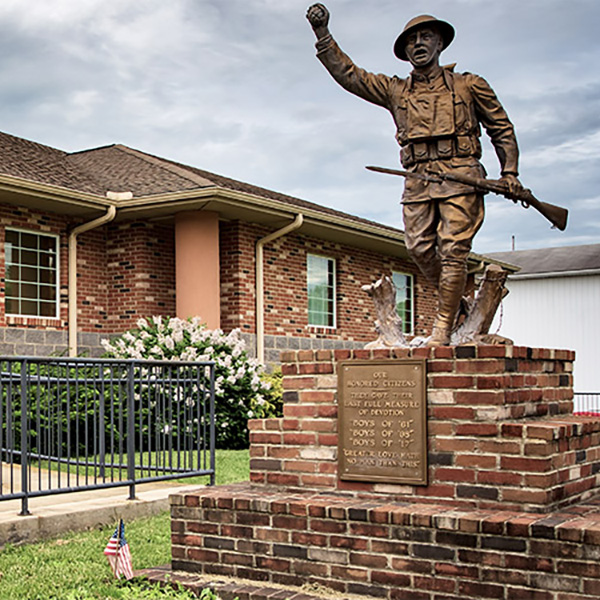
[{"xmin": 338, "ymin": 359, "xmax": 427, "ymax": 485}]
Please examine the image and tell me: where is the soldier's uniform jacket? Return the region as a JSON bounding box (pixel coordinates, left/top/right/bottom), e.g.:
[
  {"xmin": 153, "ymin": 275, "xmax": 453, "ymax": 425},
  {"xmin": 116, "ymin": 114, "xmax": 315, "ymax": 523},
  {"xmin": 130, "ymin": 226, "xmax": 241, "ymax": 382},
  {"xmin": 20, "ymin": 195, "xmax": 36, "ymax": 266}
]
[{"xmin": 315, "ymin": 34, "xmax": 519, "ymax": 203}]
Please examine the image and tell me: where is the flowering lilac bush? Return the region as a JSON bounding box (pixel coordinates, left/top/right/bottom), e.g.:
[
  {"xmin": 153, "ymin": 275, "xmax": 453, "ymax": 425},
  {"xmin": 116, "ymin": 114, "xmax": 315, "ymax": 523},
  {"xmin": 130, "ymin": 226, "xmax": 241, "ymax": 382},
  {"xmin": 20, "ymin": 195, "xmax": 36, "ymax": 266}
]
[{"xmin": 101, "ymin": 316, "xmax": 276, "ymax": 449}]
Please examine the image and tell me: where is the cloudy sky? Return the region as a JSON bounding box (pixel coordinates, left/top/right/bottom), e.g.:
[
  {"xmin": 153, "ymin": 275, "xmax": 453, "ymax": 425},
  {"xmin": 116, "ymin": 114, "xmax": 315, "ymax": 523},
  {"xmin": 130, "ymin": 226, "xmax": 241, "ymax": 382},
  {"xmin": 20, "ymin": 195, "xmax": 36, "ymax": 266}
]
[{"xmin": 0, "ymin": 0, "xmax": 597, "ymax": 254}]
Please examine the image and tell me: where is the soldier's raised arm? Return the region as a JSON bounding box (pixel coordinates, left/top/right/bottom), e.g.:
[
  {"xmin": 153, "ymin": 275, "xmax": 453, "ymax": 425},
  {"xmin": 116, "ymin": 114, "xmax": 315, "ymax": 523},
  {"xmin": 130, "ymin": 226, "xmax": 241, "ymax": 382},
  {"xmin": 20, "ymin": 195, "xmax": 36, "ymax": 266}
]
[{"xmin": 306, "ymin": 4, "xmax": 393, "ymax": 109}]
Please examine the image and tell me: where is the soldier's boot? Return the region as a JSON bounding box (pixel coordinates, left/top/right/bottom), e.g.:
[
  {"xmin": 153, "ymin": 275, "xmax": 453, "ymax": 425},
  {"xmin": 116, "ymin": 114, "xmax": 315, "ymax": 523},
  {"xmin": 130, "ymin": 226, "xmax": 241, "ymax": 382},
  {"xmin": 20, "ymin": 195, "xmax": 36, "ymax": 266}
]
[{"xmin": 427, "ymin": 263, "xmax": 467, "ymax": 347}]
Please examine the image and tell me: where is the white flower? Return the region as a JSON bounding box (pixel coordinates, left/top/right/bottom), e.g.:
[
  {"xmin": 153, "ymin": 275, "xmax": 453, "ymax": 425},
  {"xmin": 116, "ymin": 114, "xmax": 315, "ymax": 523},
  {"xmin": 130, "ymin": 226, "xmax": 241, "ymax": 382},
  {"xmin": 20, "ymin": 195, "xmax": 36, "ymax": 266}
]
[
  {"xmin": 168, "ymin": 317, "xmax": 185, "ymax": 342},
  {"xmin": 181, "ymin": 347, "xmax": 198, "ymax": 361},
  {"xmin": 137, "ymin": 317, "xmax": 148, "ymax": 329},
  {"xmin": 127, "ymin": 346, "xmax": 143, "ymax": 359},
  {"xmin": 100, "ymin": 339, "xmax": 114, "ymax": 352}
]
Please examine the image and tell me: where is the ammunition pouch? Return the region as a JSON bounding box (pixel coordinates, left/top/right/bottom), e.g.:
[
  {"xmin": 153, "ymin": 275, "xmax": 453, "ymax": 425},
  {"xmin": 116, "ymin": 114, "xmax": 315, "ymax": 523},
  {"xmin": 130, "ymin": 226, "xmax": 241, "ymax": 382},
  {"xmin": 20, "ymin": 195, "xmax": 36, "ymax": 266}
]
[{"xmin": 401, "ymin": 135, "xmax": 481, "ymax": 168}]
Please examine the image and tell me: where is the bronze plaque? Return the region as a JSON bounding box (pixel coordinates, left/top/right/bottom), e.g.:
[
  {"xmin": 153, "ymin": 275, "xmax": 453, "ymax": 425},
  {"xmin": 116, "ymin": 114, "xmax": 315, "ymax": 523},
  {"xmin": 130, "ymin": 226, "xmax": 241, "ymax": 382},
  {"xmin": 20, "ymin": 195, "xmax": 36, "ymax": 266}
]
[{"xmin": 338, "ymin": 359, "xmax": 427, "ymax": 485}]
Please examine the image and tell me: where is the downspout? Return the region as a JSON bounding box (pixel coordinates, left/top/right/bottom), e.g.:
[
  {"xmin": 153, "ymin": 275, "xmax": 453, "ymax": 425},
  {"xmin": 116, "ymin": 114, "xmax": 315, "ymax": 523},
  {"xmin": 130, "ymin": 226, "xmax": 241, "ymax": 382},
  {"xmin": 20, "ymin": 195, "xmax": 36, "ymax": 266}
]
[
  {"xmin": 256, "ymin": 214, "xmax": 303, "ymax": 364},
  {"xmin": 68, "ymin": 195, "xmax": 122, "ymax": 356}
]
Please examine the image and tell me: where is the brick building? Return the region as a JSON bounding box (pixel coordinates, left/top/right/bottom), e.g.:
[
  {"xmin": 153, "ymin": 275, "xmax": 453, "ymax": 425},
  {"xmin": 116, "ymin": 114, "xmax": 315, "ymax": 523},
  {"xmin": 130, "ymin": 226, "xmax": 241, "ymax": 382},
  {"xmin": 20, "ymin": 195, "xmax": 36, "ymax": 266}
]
[{"xmin": 0, "ymin": 130, "xmax": 498, "ymax": 363}]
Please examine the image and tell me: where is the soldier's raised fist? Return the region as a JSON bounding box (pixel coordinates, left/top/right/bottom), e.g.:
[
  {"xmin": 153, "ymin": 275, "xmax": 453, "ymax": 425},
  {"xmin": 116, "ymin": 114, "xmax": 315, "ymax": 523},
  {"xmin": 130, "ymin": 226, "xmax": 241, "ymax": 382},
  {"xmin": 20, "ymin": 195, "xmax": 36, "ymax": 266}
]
[{"xmin": 306, "ymin": 3, "xmax": 330, "ymax": 29}]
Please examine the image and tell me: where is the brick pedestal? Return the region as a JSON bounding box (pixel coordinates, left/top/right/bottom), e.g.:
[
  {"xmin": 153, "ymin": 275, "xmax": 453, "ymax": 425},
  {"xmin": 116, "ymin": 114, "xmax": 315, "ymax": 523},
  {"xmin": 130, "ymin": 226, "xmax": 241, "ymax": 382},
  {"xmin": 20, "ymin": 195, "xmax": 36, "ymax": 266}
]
[
  {"xmin": 249, "ymin": 346, "xmax": 595, "ymax": 513},
  {"xmin": 166, "ymin": 346, "xmax": 600, "ymax": 600}
]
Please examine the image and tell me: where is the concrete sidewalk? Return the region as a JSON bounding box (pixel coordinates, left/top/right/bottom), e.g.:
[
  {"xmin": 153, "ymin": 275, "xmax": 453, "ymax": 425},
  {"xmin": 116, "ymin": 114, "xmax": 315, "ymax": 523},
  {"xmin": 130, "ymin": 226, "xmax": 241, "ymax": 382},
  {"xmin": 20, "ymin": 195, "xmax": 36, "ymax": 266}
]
[{"xmin": 0, "ymin": 480, "xmax": 204, "ymax": 548}]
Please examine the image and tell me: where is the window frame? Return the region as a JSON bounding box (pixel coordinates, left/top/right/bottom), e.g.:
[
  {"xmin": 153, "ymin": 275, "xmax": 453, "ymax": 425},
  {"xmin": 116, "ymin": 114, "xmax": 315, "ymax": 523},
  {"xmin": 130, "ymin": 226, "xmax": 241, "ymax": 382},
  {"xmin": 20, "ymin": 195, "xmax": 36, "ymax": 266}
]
[
  {"xmin": 392, "ymin": 271, "xmax": 414, "ymax": 335},
  {"xmin": 307, "ymin": 253, "xmax": 336, "ymax": 329},
  {"xmin": 4, "ymin": 227, "xmax": 60, "ymax": 319}
]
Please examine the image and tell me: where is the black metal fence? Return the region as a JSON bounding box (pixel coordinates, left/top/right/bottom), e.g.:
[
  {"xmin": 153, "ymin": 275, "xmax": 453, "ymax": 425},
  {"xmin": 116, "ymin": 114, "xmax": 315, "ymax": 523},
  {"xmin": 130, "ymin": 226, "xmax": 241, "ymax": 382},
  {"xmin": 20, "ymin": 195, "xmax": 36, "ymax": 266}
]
[
  {"xmin": 0, "ymin": 357, "xmax": 215, "ymax": 515},
  {"xmin": 574, "ymin": 392, "xmax": 600, "ymax": 415}
]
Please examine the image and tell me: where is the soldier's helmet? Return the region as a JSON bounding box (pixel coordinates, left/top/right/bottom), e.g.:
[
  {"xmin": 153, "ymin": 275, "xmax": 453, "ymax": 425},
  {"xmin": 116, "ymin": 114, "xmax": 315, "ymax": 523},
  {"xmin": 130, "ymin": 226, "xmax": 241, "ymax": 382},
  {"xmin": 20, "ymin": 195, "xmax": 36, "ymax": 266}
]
[{"xmin": 394, "ymin": 15, "xmax": 455, "ymax": 61}]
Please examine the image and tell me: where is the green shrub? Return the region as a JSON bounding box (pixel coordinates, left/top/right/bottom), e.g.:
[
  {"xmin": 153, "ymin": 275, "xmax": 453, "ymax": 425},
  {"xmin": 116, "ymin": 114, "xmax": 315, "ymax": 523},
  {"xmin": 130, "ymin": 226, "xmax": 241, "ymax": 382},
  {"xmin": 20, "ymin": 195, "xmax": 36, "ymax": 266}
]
[
  {"xmin": 260, "ymin": 368, "xmax": 283, "ymax": 418},
  {"xmin": 1, "ymin": 359, "xmax": 123, "ymax": 458},
  {"xmin": 101, "ymin": 317, "xmax": 274, "ymax": 449}
]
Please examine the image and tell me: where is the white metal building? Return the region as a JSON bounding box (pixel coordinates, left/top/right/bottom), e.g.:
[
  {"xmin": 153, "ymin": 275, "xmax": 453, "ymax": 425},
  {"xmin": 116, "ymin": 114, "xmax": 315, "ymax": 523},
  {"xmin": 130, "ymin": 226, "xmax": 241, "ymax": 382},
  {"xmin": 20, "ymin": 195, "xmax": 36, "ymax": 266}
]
[{"xmin": 487, "ymin": 244, "xmax": 600, "ymax": 395}]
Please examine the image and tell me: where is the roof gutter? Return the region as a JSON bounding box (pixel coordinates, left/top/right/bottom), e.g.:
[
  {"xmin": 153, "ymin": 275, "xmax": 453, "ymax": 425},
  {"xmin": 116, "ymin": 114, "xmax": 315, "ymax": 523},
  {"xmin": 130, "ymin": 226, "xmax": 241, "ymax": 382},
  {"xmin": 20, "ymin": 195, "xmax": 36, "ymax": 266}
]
[
  {"xmin": 115, "ymin": 187, "xmax": 406, "ymax": 245},
  {"xmin": 68, "ymin": 198, "xmax": 121, "ymax": 356},
  {"xmin": 256, "ymin": 214, "xmax": 304, "ymax": 364},
  {"xmin": 0, "ymin": 173, "xmax": 112, "ymax": 209},
  {"xmin": 509, "ymin": 268, "xmax": 600, "ymax": 280}
]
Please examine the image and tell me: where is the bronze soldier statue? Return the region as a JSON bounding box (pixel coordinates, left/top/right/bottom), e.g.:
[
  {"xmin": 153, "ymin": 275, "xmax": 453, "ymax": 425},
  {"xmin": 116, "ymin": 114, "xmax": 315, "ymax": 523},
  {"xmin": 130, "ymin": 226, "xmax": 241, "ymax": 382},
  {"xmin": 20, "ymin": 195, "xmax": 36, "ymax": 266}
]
[{"xmin": 306, "ymin": 4, "xmax": 523, "ymax": 346}]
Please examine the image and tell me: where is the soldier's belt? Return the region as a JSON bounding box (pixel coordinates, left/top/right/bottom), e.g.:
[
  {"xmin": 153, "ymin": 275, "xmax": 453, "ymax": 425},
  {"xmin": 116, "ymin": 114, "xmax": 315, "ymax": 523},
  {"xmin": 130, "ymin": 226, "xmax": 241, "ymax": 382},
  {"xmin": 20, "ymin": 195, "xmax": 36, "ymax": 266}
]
[{"xmin": 401, "ymin": 135, "xmax": 480, "ymax": 167}]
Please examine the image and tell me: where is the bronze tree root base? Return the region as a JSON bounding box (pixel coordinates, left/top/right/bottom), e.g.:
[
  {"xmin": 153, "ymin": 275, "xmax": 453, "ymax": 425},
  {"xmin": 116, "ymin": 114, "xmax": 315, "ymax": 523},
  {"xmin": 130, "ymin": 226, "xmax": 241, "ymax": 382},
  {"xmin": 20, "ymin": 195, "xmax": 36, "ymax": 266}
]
[{"xmin": 363, "ymin": 264, "xmax": 511, "ymax": 349}]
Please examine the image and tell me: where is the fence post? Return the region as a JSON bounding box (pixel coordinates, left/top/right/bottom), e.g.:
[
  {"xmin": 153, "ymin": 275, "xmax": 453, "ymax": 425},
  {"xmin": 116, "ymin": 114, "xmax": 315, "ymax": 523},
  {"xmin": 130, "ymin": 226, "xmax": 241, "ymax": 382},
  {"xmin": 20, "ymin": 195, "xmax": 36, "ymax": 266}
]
[
  {"xmin": 19, "ymin": 359, "xmax": 30, "ymax": 516},
  {"xmin": 127, "ymin": 361, "xmax": 136, "ymax": 500},
  {"xmin": 98, "ymin": 364, "xmax": 106, "ymax": 479},
  {"xmin": 209, "ymin": 363, "xmax": 216, "ymax": 486}
]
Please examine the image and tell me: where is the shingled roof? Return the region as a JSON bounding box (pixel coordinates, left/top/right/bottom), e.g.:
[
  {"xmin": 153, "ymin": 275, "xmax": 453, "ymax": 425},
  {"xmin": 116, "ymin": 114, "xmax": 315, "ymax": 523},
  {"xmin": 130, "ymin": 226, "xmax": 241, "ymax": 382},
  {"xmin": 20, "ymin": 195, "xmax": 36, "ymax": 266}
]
[
  {"xmin": 0, "ymin": 130, "xmax": 100, "ymax": 194},
  {"xmin": 487, "ymin": 244, "xmax": 600, "ymax": 277},
  {"xmin": 0, "ymin": 130, "xmax": 399, "ymax": 233}
]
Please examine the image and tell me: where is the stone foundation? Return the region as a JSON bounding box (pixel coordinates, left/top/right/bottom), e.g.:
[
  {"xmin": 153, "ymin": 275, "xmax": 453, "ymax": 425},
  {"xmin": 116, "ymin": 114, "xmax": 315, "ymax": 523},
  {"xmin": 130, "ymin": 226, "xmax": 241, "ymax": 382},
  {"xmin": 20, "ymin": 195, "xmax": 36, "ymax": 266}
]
[{"xmin": 0, "ymin": 328, "xmax": 106, "ymax": 357}]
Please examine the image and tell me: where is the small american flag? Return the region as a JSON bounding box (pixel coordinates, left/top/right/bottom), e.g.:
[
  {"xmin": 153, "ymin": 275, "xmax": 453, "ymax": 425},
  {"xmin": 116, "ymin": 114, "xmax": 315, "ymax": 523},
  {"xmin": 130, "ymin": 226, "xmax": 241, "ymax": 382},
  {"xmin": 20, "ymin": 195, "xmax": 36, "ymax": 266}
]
[{"xmin": 104, "ymin": 518, "xmax": 134, "ymax": 580}]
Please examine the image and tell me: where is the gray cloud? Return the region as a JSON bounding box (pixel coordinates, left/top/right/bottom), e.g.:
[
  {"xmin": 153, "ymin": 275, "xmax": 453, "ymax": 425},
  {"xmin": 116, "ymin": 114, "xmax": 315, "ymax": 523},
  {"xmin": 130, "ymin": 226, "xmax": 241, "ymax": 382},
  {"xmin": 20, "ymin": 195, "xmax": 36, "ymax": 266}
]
[{"xmin": 0, "ymin": 0, "xmax": 596, "ymax": 254}]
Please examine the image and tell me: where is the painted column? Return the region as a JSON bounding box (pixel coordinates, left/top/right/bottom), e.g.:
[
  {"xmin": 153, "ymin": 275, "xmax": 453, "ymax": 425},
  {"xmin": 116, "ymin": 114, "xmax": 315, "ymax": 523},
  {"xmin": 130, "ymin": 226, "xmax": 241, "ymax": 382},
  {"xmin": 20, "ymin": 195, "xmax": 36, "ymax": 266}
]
[{"xmin": 175, "ymin": 210, "xmax": 220, "ymax": 329}]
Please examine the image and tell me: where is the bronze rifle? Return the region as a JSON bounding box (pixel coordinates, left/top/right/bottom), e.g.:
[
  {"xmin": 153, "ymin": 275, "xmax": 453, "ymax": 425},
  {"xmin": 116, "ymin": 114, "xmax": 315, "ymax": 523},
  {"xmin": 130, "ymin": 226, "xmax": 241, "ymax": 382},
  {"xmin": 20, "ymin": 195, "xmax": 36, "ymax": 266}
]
[{"xmin": 366, "ymin": 165, "xmax": 568, "ymax": 231}]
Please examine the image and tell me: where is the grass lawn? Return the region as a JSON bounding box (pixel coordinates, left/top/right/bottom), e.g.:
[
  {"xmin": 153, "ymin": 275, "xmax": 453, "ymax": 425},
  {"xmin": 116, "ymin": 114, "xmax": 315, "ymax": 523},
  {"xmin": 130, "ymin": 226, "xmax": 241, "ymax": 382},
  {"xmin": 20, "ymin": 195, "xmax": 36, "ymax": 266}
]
[
  {"xmin": 0, "ymin": 449, "xmax": 249, "ymax": 600},
  {"xmin": 32, "ymin": 446, "xmax": 232, "ymax": 485}
]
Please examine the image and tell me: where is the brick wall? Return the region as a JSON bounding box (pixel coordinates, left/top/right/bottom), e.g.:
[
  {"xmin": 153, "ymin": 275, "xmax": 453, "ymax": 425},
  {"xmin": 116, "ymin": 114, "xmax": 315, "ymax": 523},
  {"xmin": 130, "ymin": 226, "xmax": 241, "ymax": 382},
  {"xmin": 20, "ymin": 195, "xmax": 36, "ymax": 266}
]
[
  {"xmin": 77, "ymin": 227, "xmax": 108, "ymax": 332},
  {"xmin": 220, "ymin": 220, "xmax": 436, "ymax": 341},
  {"xmin": 105, "ymin": 221, "xmax": 176, "ymax": 332},
  {"xmin": 0, "ymin": 208, "xmax": 177, "ymax": 354},
  {"xmin": 0, "ymin": 205, "xmax": 113, "ymax": 354},
  {"xmin": 249, "ymin": 346, "xmax": 590, "ymax": 513},
  {"xmin": 220, "ymin": 221, "xmax": 256, "ymax": 335},
  {"xmin": 0, "ymin": 209, "xmax": 439, "ymax": 356}
]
